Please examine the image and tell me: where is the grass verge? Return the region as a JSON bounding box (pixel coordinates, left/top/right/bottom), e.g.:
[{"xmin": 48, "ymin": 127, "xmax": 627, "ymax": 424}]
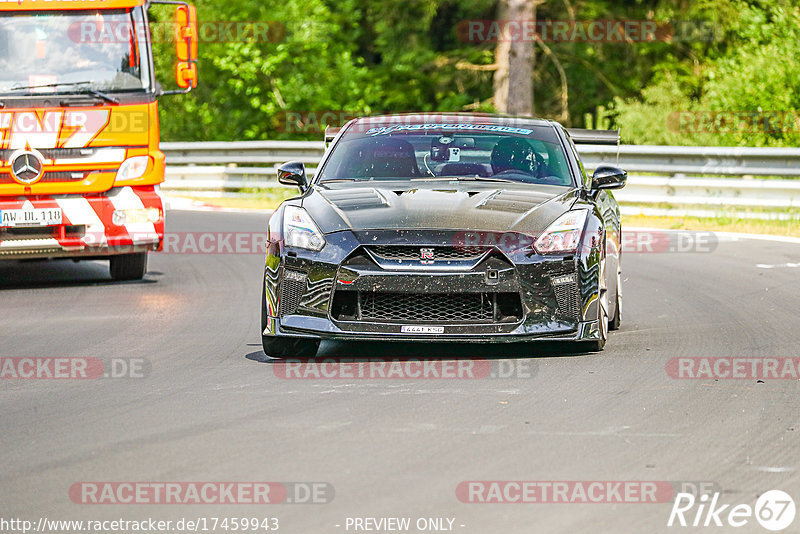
[{"xmin": 623, "ymin": 214, "xmax": 800, "ymax": 237}]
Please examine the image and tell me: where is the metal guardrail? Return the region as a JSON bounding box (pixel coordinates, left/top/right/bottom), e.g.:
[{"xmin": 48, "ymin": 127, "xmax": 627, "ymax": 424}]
[
  {"xmin": 583, "ymin": 144, "xmax": 800, "ymax": 177},
  {"xmin": 162, "ymin": 141, "xmax": 325, "ymax": 166},
  {"xmin": 161, "ymin": 141, "xmax": 800, "ymax": 218}
]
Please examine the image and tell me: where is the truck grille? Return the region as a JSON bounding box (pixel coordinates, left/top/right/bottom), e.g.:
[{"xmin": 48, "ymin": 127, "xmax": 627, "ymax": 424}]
[
  {"xmin": 332, "ymin": 291, "xmax": 523, "ymax": 324},
  {"xmin": 1, "ymin": 171, "xmax": 92, "ymax": 184},
  {"xmin": 0, "ymin": 148, "xmax": 110, "ymax": 160},
  {"xmin": 1, "ymin": 225, "xmax": 84, "ymax": 241}
]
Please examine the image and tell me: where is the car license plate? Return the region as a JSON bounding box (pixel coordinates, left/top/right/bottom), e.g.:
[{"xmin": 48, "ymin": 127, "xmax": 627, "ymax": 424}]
[
  {"xmin": 0, "ymin": 208, "xmax": 63, "ymax": 228},
  {"xmin": 401, "ymin": 326, "xmax": 445, "ymax": 334}
]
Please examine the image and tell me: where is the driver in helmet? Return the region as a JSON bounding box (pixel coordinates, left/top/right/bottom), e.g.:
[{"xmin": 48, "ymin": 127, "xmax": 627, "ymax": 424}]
[{"xmin": 490, "ymin": 137, "xmax": 540, "ymax": 176}]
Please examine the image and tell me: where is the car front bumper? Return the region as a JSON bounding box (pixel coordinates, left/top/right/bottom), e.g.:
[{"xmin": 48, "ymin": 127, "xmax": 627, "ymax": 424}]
[{"xmin": 263, "ymin": 229, "xmax": 603, "ymax": 344}]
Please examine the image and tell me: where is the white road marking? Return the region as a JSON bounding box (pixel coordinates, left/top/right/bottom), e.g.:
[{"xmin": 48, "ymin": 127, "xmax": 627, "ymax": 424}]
[
  {"xmin": 757, "ymin": 466, "xmax": 795, "ymax": 473},
  {"xmin": 756, "ymin": 263, "xmax": 800, "ymax": 269}
]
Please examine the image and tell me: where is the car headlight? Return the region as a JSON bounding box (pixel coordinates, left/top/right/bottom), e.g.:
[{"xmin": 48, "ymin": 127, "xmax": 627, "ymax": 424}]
[
  {"xmin": 116, "ymin": 156, "xmax": 150, "ymax": 181},
  {"xmin": 283, "ymin": 206, "xmax": 325, "ymax": 251},
  {"xmin": 534, "ymin": 209, "xmax": 589, "ymax": 254}
]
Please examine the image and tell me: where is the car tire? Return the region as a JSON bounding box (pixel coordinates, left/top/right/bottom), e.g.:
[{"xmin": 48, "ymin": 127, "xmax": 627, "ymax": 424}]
[
  {"xmin": 609, "ymin": 268, "xmax": 622, "ymax": 331},
  {"xmin": 260, "ymin": 274, "xmax": 320, "ymax": 359},
  {"xmin": 261, "ymin": 276, "xmax": 268, "ymax": 333},
  {"xmin": 583, "ymin": 256, "xmax": 608, "ymax": 352},
  {"xmin": 262, "ymin": 336, "xmax": 320, "ymax": 359},
  {"xmin": 110, "ymin": 253, "xmax": 148, "ymax": 281}
]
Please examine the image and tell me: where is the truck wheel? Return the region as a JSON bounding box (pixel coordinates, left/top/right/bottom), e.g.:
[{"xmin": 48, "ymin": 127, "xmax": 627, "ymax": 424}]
[{"xmin": 110, "ymin": 253, "xmax": 148, "ymax": 281}]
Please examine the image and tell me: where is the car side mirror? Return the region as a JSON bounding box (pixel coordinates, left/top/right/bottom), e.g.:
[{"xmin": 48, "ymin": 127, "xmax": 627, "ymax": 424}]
[
  {"xmin": 591, "ymin": 165, "xmax": 627, "ymax": 191},
  {"xmin": 277, "ymin": 161, "xmax": 309, "ymax": 190}
]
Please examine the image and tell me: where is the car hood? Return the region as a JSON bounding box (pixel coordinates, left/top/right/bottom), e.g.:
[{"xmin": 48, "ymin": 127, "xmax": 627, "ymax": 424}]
[{"xmin": 301, "ymin": 181, "xmax": 578, "ymax": 235}]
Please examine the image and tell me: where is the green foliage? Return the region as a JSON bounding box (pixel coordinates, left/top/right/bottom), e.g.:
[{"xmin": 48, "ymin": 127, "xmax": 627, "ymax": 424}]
[
  {"xmin": 611, "ymin": 0, "xmax": 800, "ymax": 146},
  {"xmin": 152, "ymin": 0, "xmax": 497, "ymax": 140},
  {"xmin": 150, "ymin": 0, "xmax": 800, "ymax": 146}
]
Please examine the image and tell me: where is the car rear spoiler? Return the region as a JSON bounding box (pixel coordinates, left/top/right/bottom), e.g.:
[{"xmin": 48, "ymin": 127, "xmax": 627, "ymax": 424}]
[
  {"xmin": 566, "ymin": 128, "xmax": 620, "ymax": 146},
  {"xmin": 324, "ymin": 126, "xmax": 341, "ymax": 145},
  {"xmin": 566, "ymin": 128, "xmax": 621, "ymax": 165}
]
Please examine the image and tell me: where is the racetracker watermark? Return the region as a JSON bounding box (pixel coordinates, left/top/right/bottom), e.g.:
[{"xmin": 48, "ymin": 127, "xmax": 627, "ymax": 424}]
[
  {"xmin": 68, "ymin": 21, "xmax": 285, "ymax": 44},
  {"xmin": 456, "ymin": 481, "xmax": 699, "ymax": 504},
  {"xmin": 1, "ymin": 517, "xmax": 280, "ymax": 534},
  {"xmin": 276, "ymin": 111, "xmax": 363, "ymax": 134},
  {"xmin": 158, "ymin": 233, "xmax": 266, "ymax": 255},
  {"xmin": 457, "ymin": 20, "xmax": 720, "ymax": 43},
  {"xmin": 69, "ymin": 482, "xmax": 333, "ymax": 505},
  {"xmin": 667, "ymin": 358, "xmax": 800, "ymax": 380},
  {"xmin": 0, "ymin": 357, "xmax": 149, "ymax": 379},
  {"xmin": 274, "ymin": 113, "xmax": 540, "ymax": 134},
  {"xmin": 144, "ymin": 230, "xmax": 718, "ymax": 256},
  {"xmin": 622, "ymin": 230, "xmax": 718, "ymax": 254},
  {"xmin": 450, "ymin": 230, "xmax": 718, "ymax": 255},
  {"xmin": 0, "ymin": 109, "xmax": 149, "ymax": 137},
  {"xmin": 272, "ymin": 358, "xmax": 537, "ymax": 380},
  {"xmin": 667, "ymin": 110, "xmax": 800, "ymax": 135}
]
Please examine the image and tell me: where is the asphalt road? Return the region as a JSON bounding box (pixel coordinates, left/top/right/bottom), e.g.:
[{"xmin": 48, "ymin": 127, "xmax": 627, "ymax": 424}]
[{"xmin": 2, "ymin": 210, "xmax": 799, "ymax": 533}]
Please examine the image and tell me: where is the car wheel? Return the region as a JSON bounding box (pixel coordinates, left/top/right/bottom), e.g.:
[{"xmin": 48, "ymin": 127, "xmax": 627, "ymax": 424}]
[
  {"xmin": 609, "ymin": 267, "xmax": 622, "ymax": 331},
  {"xmin": 262, "ymin": 335, "xmax": 320, "ymax": 359},
  {"xmin": 583, "ymin": 257, "xmax": 608, "ymax": 352},
  {"xmin": 261, "ymin": 275, "xmax": 268, "ymax": 334},
  {"xmin": 110, "ymin": 253, "xmax": 148, "ymax": 281}
]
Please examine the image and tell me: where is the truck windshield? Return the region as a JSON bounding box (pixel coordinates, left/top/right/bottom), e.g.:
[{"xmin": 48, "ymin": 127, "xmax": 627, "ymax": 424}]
[{"xmin": 0, "ymin": 9, "xmax": 151, "ymax": 95}]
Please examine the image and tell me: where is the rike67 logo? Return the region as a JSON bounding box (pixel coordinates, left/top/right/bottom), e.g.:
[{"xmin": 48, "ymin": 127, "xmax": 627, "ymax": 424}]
[{"xmin": 668, "ymin": 490, "xmax": 795, "ymax": 531}]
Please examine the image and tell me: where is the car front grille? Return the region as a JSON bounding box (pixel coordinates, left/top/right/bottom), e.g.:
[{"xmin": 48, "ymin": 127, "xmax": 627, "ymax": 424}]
[
  {"xmin": 362, "ymin": 292, "xmax": 493, "ymax": 322},
  {"xmin": 332, "ymin": 291, "xmax": 523, "ymax": 324},
  {"xmin": 279, "ymin": 270, "xmax": 307, "ymax": 316},
  {"xmin": 367, "ymin": 245, "xmax": 487, "ymax": 262},
  {"xmin": 554, "ymin": 282, "xmax": 580, "ymax": 319}
]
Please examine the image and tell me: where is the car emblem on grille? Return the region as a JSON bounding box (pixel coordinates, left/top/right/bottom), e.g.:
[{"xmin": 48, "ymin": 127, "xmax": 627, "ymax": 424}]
[
  {"xmin": 9, "ymin": 149, "xmax": 45, "ymax": 185},
  {"xmin": 420, "ymin": 248, "xmax": 435, "ymax": 264}
]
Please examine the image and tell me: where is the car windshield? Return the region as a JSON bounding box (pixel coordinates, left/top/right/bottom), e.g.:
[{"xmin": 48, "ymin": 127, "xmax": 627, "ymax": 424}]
[
  {"xmin": 318, "ymin": 122, "xmax": 574, "ymax": 186},
  {"xmin": 0, "ymin": 9, "xmax": 151, "ymax": 95}
]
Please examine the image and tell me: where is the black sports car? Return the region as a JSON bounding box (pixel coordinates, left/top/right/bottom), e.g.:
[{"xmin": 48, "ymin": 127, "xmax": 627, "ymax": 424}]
[{"xmin": 261, "ymin": 114, "xmax": 626, "ymax": 358}]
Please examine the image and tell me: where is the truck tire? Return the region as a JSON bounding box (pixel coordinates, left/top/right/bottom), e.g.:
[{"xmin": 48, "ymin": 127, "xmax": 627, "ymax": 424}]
[{"xmin": 110, "ymin": 253, "xmax": 148, "ymax": 281}]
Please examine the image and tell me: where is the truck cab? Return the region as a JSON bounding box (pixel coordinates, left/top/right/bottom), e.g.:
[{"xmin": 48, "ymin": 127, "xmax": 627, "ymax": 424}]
[{"xmin": 0, "ymin": 0, "xmax": 196, "ymax": 280}]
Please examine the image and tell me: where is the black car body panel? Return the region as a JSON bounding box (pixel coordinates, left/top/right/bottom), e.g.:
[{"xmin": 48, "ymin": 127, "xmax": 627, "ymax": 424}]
[
  {"xmin": 262, "ymin": 114, "xmax": 623, "ymax": 347},
  {"xmin": 304, "ymin": 183, "xmax": 575, "ymax": 232}
]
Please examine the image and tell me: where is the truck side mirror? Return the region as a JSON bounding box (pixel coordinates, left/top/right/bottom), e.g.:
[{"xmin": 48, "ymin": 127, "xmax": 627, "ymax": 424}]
[{"xmin": 174, "ymin": 5, "xmax": 198, "ymax": 89}]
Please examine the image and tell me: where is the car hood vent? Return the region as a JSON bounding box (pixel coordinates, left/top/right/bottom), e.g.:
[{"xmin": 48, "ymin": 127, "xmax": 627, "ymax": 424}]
[
  {"xmin": 476, "ymin": 190, "xmax": 556, "ymax": 213},
  {"xmin": 322, "ymin": 188, "xmax": 389, "ymax": 210}
]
